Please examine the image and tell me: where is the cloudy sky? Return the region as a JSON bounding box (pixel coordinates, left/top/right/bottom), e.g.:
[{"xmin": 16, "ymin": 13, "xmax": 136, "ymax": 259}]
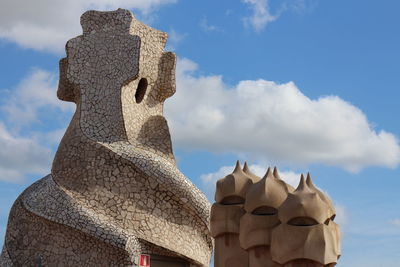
[{"xmin": 1, "ymin": 0, "xmax": 399, "ymax": 266}]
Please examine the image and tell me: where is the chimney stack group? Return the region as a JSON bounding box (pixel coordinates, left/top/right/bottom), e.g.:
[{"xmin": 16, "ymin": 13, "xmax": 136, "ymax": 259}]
[{"xmin": 210, "ymin": 161, "xmax": 341, "ymax": 267}]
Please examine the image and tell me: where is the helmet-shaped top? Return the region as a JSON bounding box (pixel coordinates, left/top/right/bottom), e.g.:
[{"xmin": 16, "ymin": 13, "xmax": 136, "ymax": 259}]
[
  {"xmin": 278, "ymin": 174, "xmax": 331, "ymax": 225},
  {"xmin": 215, "ymin": 161, "xmax": 254, "ymax": 204},
  {"xmin": 244, "ymin": 167, "xmax": 292, "ymax": 214}
]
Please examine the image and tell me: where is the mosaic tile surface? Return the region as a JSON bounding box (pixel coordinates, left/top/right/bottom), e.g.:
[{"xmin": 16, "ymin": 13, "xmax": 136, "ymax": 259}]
[{"xmin": 1, "ymin": 9, "xmax": 212, "ymax": 267}]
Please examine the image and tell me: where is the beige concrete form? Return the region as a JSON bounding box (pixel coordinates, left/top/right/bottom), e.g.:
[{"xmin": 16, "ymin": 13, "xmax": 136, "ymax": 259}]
[{"xmin": 211, "ymin": 163, "xmax": 341, "ymax": 267}]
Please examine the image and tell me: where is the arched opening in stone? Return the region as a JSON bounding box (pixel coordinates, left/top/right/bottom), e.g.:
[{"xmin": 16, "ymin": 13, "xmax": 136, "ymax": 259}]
[
  {"xmin": 220, "ymin": 196, "xmax": 245, "ymax": 205},
  {"xmin": 151, "ymin": 255, "xmax": 190, "ymax": 267},
  {"xmin": 251, "ymin": 206, "xmax": 277, "ymax": 216},
  {"xmin": 135, "ymin": 78, "xmax": 148, "ymax": 103},
  {"xmin": 288, "ymin": 217, "xmax": 319, "ymax": 226}
]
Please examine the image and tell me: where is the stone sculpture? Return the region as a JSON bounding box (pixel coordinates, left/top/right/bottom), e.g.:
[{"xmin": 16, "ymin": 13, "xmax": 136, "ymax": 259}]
[
  {"xmin": 0, "ymin": 9, "xmax": 212, "ymax": 267},
  {"xmin": 210, "ymin": 162, "xmax": 341, "ymax": 267},
  {"xmin": 210, "ymin": 162, "xmax": 256, "ymax": 267}
]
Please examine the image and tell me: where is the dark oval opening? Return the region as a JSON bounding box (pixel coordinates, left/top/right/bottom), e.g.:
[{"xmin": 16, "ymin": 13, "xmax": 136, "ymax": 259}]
[
  {"xmin": 252, "ymin": 206, "xmax": 277, "ymax": 216},
  {"xmin": 135, "ymin": 78, "xmax": 148, "ymax": 103},
  {"xmin": 287, "ymin": 259, "xmax": 330, "ymax": 266},
  {"xmin": 288, "ymin": 217, "xmax": 319, "ymax": 226},
  {"xmin": 220, "ymin": 196, "xmax": 245, "ymax": 205}
]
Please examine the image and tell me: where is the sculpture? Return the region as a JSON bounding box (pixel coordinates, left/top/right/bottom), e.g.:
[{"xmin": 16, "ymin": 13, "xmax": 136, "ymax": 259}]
[
  {"xmin": 210, "ymin": 162, "xmax": 341, "ymax": 267},
  {"xmin": 0, "ymin": 9, "xmax": 212, "ymax": 267},
  {"xmin": 0, "ymin": 8, "xmax": 342, "ymax": 267}
]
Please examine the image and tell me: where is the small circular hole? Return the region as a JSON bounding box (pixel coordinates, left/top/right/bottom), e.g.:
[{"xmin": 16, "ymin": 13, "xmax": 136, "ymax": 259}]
[{"xmin": 135, "ymin": 78, "xmax": 148, "ymax": 103}]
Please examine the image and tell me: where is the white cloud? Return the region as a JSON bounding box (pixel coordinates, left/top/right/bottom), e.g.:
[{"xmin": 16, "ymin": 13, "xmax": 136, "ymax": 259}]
[
  {"xmin": 0, "ymin": 123, "xmax": 52, "ymax": 183},
  {"xmin": 225, "ymin": 9, "xmax": 234, "ymax": 16},
  {"xmin": 200, "ymin": 165, "xmax": 236, "ymax": 201},
  {"xmin": 241, "ymin": 0, "xmax": 319, "ymax": 32},
  {"xmin": 165, "ymin": 58, "xmax": 400, "ymax": 172},
  {"xmin": 44, "ymin": 128, "xmax": 68, "ymax": 146},
  {"xmin": 200, "ymin": 162, "xmax": 347, "ymax": 227},
  {"xmin": 0, "ymin": 69, "xmax": 74, "ymax": 183},
  {"xmin": 2, "ymin": 68, "xmax": 74, "ymax": 128},
  {"xmin": 0, "ymin": 63, "xmax": 398, "ymax": 183},
  {"xmin": 242, "ymin": 0, "xmax": 278, "ymax": 32},
  {"xmin": 335, "ymin": 204, "xmax": 348, "ymax": 226},
  {"xmin": 200, "ymin": 163, "xmax": 301, "ymax": 201},
  {"xmin": 199, "ymin": 17, "xmax": 221, "ymax": 32},
  {"xmin": 166, "ymin": 28, "xmax": 187, "ymax": 51},
  {"xmin": 0, "ymin": 0, "xmax": 177, "ymax": 53},
  {"xmin": 288, "ymin": 0, "xmax": 320, "ymax": 14},
  {"xmin": 390, "ymin": 219, "xmax": 400, "ymax": 227}
]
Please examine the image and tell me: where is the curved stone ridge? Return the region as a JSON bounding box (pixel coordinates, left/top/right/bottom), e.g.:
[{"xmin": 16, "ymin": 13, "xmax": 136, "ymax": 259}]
[
  {"xmin": 1, "ymin": 8, "xmax": 212, "ymax": 267},
  {"xmin": 242, "ymin": 162, "xmax": 261, "ymax": 183},
  {"xmin": 306, "ymin": 173, "xmax": 336, "ymax": 219},
  {"xmin": 210, "ymin": 162, "xmax": 341, "ymax": 267},
  {"xmin": 211, "ymin": 161, "xmax": 258, "ymax": 267},
  {"xmin": 278, "ymin": 174, "xmax": 331, "ymax": 225},
  {"xmin": 244, "ymin": 167, "xmax": 291, "ymax": 214},
  {"xmin": 22, "ymin": 175, "xmax": 128, "ymax": 249},
  {"xmin": 215, "ymin": 161, "xmax": 254, "ymax": 204}
]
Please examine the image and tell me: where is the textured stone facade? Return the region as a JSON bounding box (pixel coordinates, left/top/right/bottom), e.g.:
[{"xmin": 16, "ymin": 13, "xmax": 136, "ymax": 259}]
[
  {"xmin": 211, "ymin": 161, "xmax": 341, "ymax": 267},
  {"xmin": 1, "ymin": 9, "xmax": 212, "ymax": 267}
]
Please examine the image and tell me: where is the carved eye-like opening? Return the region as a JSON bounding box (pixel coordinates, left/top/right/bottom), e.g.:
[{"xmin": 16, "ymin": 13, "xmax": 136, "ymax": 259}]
[
  {"xmin": 288, "ymin": 217, "xmax": 319, "ymax": 226},
  {"xmin": 252, "ymin": 206, "xmax": 277, "ymax": 216},
  {"xmin": 287, "ymin": 259, "xmax": 333, "ymax": 266},
  {"xmin": 324, "ymin": 218, "xmax": 330, "ymax": 225},
  {"xmin": 220, "ymin": 196, "xmax": 245, "ymax": 205},
  {"xmin": 135, "ymin": 78, "xmax": 148, "ymax": 103}
]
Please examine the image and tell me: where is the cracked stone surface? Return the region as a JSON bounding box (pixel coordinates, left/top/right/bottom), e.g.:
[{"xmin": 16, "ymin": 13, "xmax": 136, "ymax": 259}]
[{"xmin": 1, "ymin": 8, "xmax": 212, "ymax": 267}]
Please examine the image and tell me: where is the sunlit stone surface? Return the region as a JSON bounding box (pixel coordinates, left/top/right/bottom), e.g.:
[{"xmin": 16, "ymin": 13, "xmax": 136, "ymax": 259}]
[
  {"xmin": 0, "ymin": 9, "xmax": 212, "ymax": 267},
  {"xmin": 211, "ymin": 162, "xmax": 341, "ymax": 267}
]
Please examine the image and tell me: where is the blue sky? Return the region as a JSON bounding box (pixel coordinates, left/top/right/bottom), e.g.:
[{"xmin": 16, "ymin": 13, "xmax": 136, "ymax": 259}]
[{"xmin": 0, "ymin": 0, "xmax": 399, "ymax": 266}]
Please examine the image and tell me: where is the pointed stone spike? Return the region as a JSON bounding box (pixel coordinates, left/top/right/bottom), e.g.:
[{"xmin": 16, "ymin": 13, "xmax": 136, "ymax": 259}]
[
  {"xmin": 262, "ymin": 167, "xmax": 273, "ymax": 179},
  {"xmin": 233, "ymin": 160, "xmax": 242, "ymax": 173},
  {"xmin": 306, "ymin": 172, "xmax": 316, "ymax": 188},
  {"xmin": 295, "ymin": 174, "xmax": 306, "ymax": 191},
  {"xmin": 242, "ymin": 162, "xmax": 253, "ymax": 175},
  {"xmin": 304, "ymin": 171, "xmax": 336, "ymax": 216},
  {"xmin": 243, "ymin": 161, "xmax": 249, "ymax": 171},
  {"xmin": 242, "ymin": 161, "xmax": 261, "ymax": 183},
  {"xmin": 273, "ymin": 166, "xmax": 281, "ymax": 179}
]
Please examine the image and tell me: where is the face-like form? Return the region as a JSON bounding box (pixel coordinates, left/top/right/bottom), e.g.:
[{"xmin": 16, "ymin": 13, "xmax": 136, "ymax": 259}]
[
  {"xmin": 212, "ymin": 164, "xmax": 341, "ymax": 267},
  {"xmin": 59, "ymin": 26, "xmax": 140, "ymax": 143},
  {"xmin": 271, "ymin": 175, "xmax": 341, "ymax": 266},
  {"xmin": 41, "ymin": 9, "xmax": 213, "ymax": 266},
  {"xmin": 240, "ymin": 168, "xmax": 291, "ymax": 251},
  {"xmin": 57, "ymin": 9, "xmax": 177, "ymax": 159}
]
